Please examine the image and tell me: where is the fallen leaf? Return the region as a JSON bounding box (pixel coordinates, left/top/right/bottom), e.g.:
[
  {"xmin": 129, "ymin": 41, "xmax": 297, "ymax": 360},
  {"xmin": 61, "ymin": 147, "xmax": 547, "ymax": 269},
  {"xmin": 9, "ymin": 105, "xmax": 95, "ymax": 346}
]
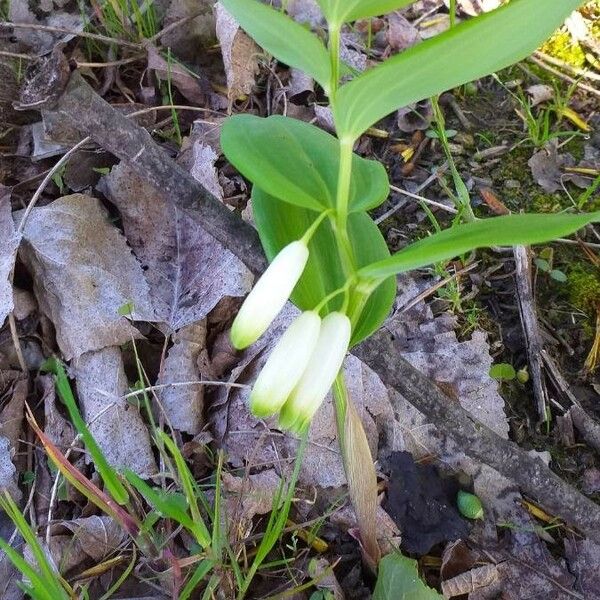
[
  {"xmin": 0, "ymin": 378, "xmax": 27, "ymax": 452},
  {"xmin": 159, "ymin": 322, "xmax": 207, "ymax": 435},
  {"xmin": 190, "ymin": 142, "xmax": 224, "ymax": 201},
  {"xmin": 528, "ymin": 139, "xmax": 590, "ymax": 193},
  {"xmin": 564, "ymin": 538, "xmax": 600, "ymax": 597},
  {"xmin": 160, "ymin": 0, "xmax": 216, "ymax": 62},
  {"xmin": 215, "ymin": 2, "xmax": 260, "ymax": 100},
  {"xmin": 526, "ymin": 84, "xmax": 554, "ymax": 107},
  {"xmin": 38, "ymin": 374, "xmax": 76, "ymax": 456},
  {"xmin": 74, "ymin": 347, "xmax": 157, "ymax": 478},
  {"xmin": 286, "ymin": 0, "xmax": 324, "ymax": 27},
  {"xmin": 146, "ymin": 45, "xmax": 208, "ymax": 105},
  {"xmin": 397, "ymin": 100, "xmax": 433, "ymax": 133},
  {"xmin": 16, "ymin": 194, "xmax": 154, "ymax": 361},
  {"xmin": 0, "ymin": 436, "xmax": 20, "ymax": 500},
  {"xmin": 222, "ymin": 469, "xmax": 281, "ymax": 523},
  {"xmin": 99, "ymin": 164, "xmax": 252, "ymax": 332},
  {"xmin": 0, "ymin": 188, "xmax": 19, "ymax": 328},
  {"xmin": 8, "ymin": 3, "xmax": 83, "ymax": 53},
  {"xmin": 46, "ymin": 515, "xmax": 128, "ymax": 576},
  {"xmin": 387, "ymin": 12, "xmax": 421, "ymax": 52}
]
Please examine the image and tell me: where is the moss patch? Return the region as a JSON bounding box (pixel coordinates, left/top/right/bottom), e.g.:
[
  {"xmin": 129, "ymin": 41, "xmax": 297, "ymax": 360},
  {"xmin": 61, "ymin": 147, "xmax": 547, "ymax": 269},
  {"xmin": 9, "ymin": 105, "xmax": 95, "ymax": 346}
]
[{"xmin": 540, "ymin": 31, "xmax": 586, "ymax": 69}]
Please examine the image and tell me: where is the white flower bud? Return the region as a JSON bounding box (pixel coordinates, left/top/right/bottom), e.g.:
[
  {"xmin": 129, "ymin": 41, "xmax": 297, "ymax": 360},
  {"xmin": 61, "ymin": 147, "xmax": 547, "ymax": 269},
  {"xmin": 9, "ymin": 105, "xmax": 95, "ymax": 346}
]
[
  {"xmin": 279, "ymin": 312, "xmax": 351, "ymax": 433},
  {"xmin": 231, "ymin": 241, "xmax": 309, "ymax": 349},
  {"xmin": 250, "ymin": 311, "xmax": 321, "ymax": 418}
]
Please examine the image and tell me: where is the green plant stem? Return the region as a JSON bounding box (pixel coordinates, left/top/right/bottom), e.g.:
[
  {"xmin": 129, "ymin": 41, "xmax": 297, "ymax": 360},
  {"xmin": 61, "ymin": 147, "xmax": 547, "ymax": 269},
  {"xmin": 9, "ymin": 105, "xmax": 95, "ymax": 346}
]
[{"xmin": 328, "ymin": 23, "xmax": 341, "ymax": 98}]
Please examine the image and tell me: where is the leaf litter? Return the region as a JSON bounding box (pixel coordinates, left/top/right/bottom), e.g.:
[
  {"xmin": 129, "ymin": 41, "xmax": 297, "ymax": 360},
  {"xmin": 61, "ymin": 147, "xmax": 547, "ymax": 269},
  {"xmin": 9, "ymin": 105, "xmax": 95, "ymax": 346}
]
[{"xmin": 1, "ymin": 1, "xmax": 600, "ymax": 597}]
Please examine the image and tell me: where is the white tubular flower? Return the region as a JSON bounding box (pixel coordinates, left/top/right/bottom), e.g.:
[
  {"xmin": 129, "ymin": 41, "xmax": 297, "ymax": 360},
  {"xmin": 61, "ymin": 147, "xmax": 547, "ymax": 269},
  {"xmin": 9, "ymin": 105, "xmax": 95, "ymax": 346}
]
[
  {"xmin": 279, "ymin": 312, "xmax": 351, "ymax": 433},
  {"xmin": 250, "ymin": 311, "xmax": 321, "ymax": 418},
  {"xmin": 230, "ymin": 241, "xmax": 309, "ymax": 350}
]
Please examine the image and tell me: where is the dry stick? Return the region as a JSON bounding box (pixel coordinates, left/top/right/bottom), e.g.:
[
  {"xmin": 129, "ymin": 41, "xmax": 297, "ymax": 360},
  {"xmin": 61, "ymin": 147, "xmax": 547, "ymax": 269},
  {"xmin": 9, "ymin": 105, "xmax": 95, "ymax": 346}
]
[
  {"xmin": 513, "ymin": 246, "xmax": 550, "ymax": 421},
  {"xmin": 528, "ymin": 55, "xmax": 600, "ymax": 98},
  {"xmin": 46, "ymin": 71, "xmax": 600, "ymax": 542},
  {"xmin": 0, "ymin": 21, "xmax": 141, "ymax": 49},
  {"xmin": 54, "ymin": 72, "xmax": 266, "ymax": 275},
  {"xmin": 534, "ymin": 50, "xmax": 600, "ymax": 83}
]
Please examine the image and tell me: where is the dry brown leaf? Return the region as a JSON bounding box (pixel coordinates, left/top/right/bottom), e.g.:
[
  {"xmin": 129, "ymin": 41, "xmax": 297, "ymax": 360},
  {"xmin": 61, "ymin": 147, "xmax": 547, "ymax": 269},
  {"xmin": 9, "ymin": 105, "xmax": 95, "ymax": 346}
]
[
  {"xmin": 441, "ymin": 564, "xmax": 498, "ymax": 597},
  {"xmin": 99, "ymin": 164, "xmax": 252, "ymax": 332},
  {"xmin": 146, "ymin": 45, "xmax": 208, "ymax": 105},
  {"xmin": 287, "ymin": 0, "xmax": 324, "ymax": 27},
  {"xmin": 0, "ymin": 378, "xmax": 26, "ymax": 452},
  {"xmin": 74, "ymin": 347, "xmax": 156, "ymax": 478},
  {"xmin": 526, "ymin": 84, "xmax": 554, "ymax": 107},
  {"xmin": 16, "ymin": 194, "xmax": 154, "ymax": 361},
  {"xmin": 222, "ymin": 469, "xmax": 281, "ymax": 522},
  {"xmin": 0, "ymin": 436, "xmax": 20, "ymax": 500},
  {"xmin": 0, "ymin": 188, "xmax": 19, "ymax": 328},
  {"xmin": 564, "ymin": 538, "xmax": 600, "ymax": 597},
  {"xmin": 215, "ymin": 2, "xmax": 260, "ymax": 100},
  {"xmin": 387, "ymin": 12, "xmax": 421, "ymax": 52},
  {"xmin": 46, "ymin": 515, "xmax": 128, "ymax": 575},
  {"xmin": 38, "ymin": 374, "xmax": 76, "ymax": 456},
  {"xmin": 159, "ymin": 322, "xmax": 207, "ymax": 435},
  {"xmin": 190, "ymin": 142, "xmax": 224, "ymax": 201},
  {"xmin": 160, "ymin": 0, "xmax": 217, "ymax": 62},
  {"xmin": 444, "ymin": 0, "xmax": 502, "ymax": 16}
]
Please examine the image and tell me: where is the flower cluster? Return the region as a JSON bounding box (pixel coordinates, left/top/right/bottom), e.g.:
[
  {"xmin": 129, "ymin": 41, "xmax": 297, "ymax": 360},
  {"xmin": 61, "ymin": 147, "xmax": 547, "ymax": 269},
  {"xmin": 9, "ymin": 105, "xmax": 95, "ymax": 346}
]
[{"xmin": 231, "ymin": 240, "xmax": 351, "ymax": 433}]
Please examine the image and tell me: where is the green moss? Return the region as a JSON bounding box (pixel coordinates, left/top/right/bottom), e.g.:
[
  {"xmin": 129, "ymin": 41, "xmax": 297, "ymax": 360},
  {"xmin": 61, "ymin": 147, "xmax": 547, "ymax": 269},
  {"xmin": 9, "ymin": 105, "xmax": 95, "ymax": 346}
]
[
  {"xmin": 568, "ymin": 266, "xmax": 600, "ymax": 315},
  {"xmin": 531, "ymin": 193, "xmax": 564, "ymax": 213},
  {"xmin": 540, "ymin": 31, "xmax": 586, "ymax": 68}
]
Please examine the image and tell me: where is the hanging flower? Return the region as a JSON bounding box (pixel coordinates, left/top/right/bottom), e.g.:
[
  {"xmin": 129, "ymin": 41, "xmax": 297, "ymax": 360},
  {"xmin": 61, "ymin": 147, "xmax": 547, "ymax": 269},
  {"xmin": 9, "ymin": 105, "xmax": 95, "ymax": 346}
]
[
  {"xmin": 250, "ymin": 311, "xmax": 321, "ymax": 418},
  {"xmin": 278, "ymin": 312, "xmax": 351, "ymax": 433},
  {"xmin": 230, "ymin": 241, "xmax": 308, "ymax": 350}
]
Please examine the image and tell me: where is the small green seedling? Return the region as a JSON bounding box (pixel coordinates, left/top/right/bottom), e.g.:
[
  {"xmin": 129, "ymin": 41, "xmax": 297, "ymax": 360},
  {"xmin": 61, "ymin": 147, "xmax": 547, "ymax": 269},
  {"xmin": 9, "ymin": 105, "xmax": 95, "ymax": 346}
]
[
  {"xmin": 220, "ymin": 0, "xmax": 594, "ymax": 567},
  {"xmin": 489, "ymin": 363, "xmax": 517, "ymax": 382}
]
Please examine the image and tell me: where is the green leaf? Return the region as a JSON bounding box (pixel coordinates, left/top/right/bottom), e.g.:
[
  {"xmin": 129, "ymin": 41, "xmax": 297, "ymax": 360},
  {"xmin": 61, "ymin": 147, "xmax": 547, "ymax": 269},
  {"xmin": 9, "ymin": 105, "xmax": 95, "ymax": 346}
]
[
  {"xmin": 252, "ymin": 188, "xmax": 395, "ymax": 345},
  {"xmin": 220, "ymin": 0, "xmax": 331, "ymax": 91},
  {"xmin": 359, "ymin": 212, "xmax": 600, "ymax": 282},
  {"xmin": 373, "ymin": 553, "xmax": 442, "ymax": 600},
  {"xmin": 334, "ymin": 0, "xmax": 583, "ymax": 139},
  {"xmin": 317, "ymin": 0, "xmax": 414, "ymax": 24},
  {"xmin": 222, "ymin": 115, "xmax": 389, "ymax": 212},
  {"xmin": 489, "ymin": 363, "xmax": 516, "ymax": 382}
]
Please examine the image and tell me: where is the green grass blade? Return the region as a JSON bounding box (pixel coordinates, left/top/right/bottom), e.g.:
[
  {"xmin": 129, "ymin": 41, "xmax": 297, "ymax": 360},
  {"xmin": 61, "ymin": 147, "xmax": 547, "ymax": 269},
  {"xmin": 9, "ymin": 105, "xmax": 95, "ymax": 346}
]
[
  {"xmin": 158, "ymin": 431, "xmax": 211, "ymax": 547},
  {"xmin": 317, "ymin": 0, "xmax": 414, "ymax": 24},
  {"xmin": 359, "ymin": 212, "xmax": 600, "ymax": 282},
  {"xmin": 334, "ymin": 0, "xmax": 583, "ymax": 139},
  {"xmin": 179, "ymin": 560, "xmax": 215, "ymax": 600},
  {"xmin": 42, "ymin": 358, "xmax": 129, "ymax": 505}
]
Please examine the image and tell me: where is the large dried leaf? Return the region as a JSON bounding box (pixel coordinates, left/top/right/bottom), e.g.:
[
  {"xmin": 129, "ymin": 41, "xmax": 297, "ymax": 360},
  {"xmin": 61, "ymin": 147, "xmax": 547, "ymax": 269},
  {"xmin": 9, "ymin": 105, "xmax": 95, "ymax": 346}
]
[
  {"xmin": 46, "ymin": 515, "xmax": 128, "ymax": 575},
  {"xmin": 99, "ymin": 164, "xmax": 252, "ymax": 332},
  {"xmin": 159, "ymin": 322, "xmax": 206, "ymax": 435},
  {"xmin": 16, "ymin": 195, "xmax": 154, "ymax": 360},
  {"xmin": 0, "ymin": 436, "xmax": 20, "ymax": 501},
  {"xmin": 74, "ymin": 347, "xmax": 156, "ymax": 478},
  {"xmin": 0, "ymin": 189, "xmax": 19, "ymax": 328},
  {"xmin": 215, "ymin": 2, "xmax": 260, "ymax": 100}
]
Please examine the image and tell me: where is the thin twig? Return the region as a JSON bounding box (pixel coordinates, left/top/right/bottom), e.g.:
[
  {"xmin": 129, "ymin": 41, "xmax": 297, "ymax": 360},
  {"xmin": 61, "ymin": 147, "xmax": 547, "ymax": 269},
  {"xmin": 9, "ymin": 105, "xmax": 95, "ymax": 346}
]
[
  {"xmin": 0, "ymin": 49, "xmax": 35, "ymax": 61},
  {"xmin": 75, "ymin": 54, "xmax": 146, "ymax": 68},
  {"xmin": 8, "ymin": 313, "xmax": 26, "ymax": 372},
  {"xmin": 16, "ymin": 137, "xmax": 91, "ymax": 235},
  {"xmin": 528, "ymin": 55, "xmax": 600, "ymax": 98},
  {"xmin": 386, "ymin": 182, "xmax": 458, "ymax": 218},
  {"xmin": 147, "ymin": 9, "xmax": 208, "ymax": 44},
  {"xmin": 534, "ymin": 50, "xmax": 600, "ymax": 83},
  {"xmin": 1, "ymin": 21, "xmax": 141, "ymax": 49},
  {"xmin": 117, "ymin": 380, "xmax": 250, "ymax": 401}
]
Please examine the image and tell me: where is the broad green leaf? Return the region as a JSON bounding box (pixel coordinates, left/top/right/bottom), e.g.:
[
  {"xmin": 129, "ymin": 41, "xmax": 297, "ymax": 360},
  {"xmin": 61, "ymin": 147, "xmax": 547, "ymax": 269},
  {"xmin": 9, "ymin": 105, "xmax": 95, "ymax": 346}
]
[
  {"xmin": 252, "ymin": 188, "xmax": 395, "ymax": 345},
  {"xmin": 222, "ymin": 115, "xmax": 389, "ymax": 212},
  {"xmin": 334, "ymin": 0, "xmax": 583, "ymax": 139},
  {"xmin": 220, "ymin": 0, "xmax": 331, "ymax": 91},
  {"xmin": 373, "ymin": 553, "xmax": 442, "ymax": 599},
  {"xmin": 359, "ymin": 212, "xmax": 600, "ymax": 282},
  {"xmin": 317, "ymin": 0, "xmax": 414, "ymax": 24}
]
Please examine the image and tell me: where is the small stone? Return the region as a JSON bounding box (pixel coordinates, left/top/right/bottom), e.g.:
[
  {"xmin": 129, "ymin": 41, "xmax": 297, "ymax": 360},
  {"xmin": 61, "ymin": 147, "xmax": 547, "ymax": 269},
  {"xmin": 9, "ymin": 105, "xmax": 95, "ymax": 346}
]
[{"xmin": 504, "ymin": 179, "xmax": 521, "ymax": 189}]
